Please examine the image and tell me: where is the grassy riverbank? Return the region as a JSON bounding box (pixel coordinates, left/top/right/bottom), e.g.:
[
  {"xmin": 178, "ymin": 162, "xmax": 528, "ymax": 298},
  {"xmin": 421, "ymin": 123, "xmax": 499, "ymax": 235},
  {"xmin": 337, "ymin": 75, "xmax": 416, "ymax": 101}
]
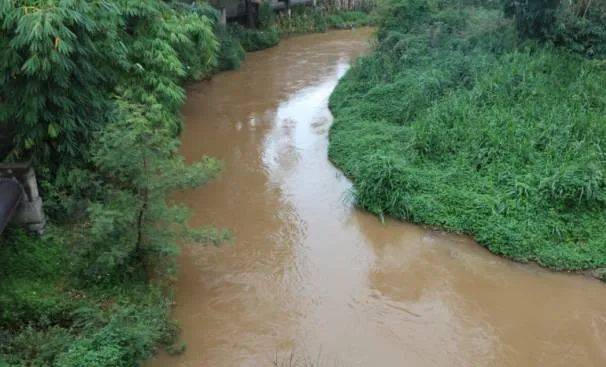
[{"xmin": 329, "ymin": 0, "xmax": 606, "ymax": 276}]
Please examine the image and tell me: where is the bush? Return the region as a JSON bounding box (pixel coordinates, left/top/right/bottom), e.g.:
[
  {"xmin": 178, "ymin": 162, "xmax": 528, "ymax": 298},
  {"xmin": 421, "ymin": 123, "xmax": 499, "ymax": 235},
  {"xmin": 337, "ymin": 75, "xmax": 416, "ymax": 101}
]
[
  {"xmin": 0, "ymin": 229, "xmax": 177, "ymax": 366},
  {"xmin": 0, "ymin": 229, "xmax": 72, "ymax": 328},
  {"xmin": 216, "ymin": 25, "xmax": 247, "ymax": 70},
  {"xmin": 229, "ymin": 23, "xmax": 280, "ymax": 52},
  {"xmin": 258, "ymin": 0, "xmax": 276, "ymax": 29}
]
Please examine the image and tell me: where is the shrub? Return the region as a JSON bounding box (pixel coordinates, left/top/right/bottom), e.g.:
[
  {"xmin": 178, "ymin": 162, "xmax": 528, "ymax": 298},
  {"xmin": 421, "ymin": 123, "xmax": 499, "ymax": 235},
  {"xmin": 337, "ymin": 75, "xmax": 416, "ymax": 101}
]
[
  {"xmin": 216, "ymin": 25, "xmax": 247, "ymax": 70},
  {"xmin": 229, "ymin": 23, "xmax": 280, "ymax": 52},
  {"xmin": 258, "ymin": 1, "xmax": 276, "ymax": 29}
]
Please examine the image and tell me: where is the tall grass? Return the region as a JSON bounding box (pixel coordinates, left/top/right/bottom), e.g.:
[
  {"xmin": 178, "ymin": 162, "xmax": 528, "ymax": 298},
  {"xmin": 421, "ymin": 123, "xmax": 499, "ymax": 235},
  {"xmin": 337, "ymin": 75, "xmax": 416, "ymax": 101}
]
[
  {"xmin": 276, "ymin": 8, "xmax": 375, "ymax": 35},
  {"xmin": 329, "ymin": 0, "xmax": 606, "ymax": 274}
]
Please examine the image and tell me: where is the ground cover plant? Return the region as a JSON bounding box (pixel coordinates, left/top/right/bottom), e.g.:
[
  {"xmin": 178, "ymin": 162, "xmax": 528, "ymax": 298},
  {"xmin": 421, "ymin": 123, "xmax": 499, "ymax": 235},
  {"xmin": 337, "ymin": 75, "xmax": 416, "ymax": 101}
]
[{"xmin": 329, "ymin": 0, "xmax": 606, "ymax": 275}]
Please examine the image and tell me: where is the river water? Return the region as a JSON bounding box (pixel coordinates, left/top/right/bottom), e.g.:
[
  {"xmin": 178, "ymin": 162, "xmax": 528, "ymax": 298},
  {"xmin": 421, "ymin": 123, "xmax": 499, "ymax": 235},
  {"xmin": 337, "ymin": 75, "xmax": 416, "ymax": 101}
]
[{"xmin": 147, "ymin": 29, "xmax": 606, "ymax": 367}]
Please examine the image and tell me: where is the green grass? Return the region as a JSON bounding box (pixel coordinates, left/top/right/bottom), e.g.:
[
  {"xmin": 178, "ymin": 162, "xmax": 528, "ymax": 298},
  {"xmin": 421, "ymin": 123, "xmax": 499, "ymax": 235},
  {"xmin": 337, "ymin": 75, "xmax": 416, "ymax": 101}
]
[
  {"xmin": 0, "ymin": 228, "xmax": 177, "ymax": 366},
  {"xmin": 329, "ymin": 0, "xmax": 606, "ymax": 274}
]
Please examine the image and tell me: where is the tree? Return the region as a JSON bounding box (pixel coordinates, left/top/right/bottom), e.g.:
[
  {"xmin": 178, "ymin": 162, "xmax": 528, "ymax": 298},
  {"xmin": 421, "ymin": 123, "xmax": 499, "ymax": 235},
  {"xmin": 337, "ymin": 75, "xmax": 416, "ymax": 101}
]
[
  {"xmin": 85, "ymin": 100, "xmax": 225, "ymax": 281},
  {"xmin": 503, "ymin": 0, "xmax": 606, "ymax": 56},
  {"xmin": 0, "ymin": 0, "xmax": 218, "ymax": 162},
  {"xmin": 0, "ymin": 0, "xmax": 121, "ymax": 161}
]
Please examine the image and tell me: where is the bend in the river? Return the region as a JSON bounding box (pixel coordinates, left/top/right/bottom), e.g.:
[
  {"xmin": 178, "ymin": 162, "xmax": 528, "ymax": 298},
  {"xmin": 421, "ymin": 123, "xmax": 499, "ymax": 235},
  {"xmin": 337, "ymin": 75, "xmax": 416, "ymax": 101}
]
[{"xmin": 146, "ymin": 29, "xmax": 606, "ymax": 367}]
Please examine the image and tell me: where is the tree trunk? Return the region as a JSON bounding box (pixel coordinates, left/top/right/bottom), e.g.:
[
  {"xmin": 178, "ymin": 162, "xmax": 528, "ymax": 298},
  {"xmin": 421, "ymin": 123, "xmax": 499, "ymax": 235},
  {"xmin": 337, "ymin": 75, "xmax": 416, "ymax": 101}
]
[{"xmin": 245, "ymin": 0, "xmax": 256, "ymax": 28}]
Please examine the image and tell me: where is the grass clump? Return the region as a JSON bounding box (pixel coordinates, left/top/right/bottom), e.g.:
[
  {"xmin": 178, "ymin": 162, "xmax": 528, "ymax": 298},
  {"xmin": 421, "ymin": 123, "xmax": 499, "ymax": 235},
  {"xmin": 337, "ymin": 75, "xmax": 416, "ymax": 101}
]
[
  {"xmin": 329, "ymin": 0, "xmax": 606, "ymax": 273},
  {"xmin": 228, "ymin": 23, "xmax": 281, "ymax": 52}
]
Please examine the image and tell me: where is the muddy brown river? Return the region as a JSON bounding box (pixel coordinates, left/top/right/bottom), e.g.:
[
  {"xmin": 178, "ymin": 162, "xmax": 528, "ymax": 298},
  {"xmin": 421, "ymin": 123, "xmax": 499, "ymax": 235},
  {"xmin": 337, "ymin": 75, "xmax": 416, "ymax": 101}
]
[{"xmin": 147, "ymin": 29, "xmax": 606, "ymax": 367}]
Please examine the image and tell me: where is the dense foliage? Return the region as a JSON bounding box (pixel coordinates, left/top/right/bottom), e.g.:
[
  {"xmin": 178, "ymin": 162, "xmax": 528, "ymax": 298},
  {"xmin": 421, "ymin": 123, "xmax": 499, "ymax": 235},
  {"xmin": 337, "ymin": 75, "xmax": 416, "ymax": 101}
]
[
  {"xmin": 0, "ymin": 0, "xmax": 377, "ymax": 364},
  {"xmin": 0, "ymin": 1, "xmax": 228, "ymax": 365},
  {"xmin": 0, "ymin": 229, "xmax": 178, "ymax": 366},
  {"xmin": 0, "ymin": 0, "xmax": 218, "ymax": 160},
  {"xmin": 504, "ymin": 0, "xmax": 606, "ymax": 57},
  {"xmin": 329, "ymin": 0, "xmax": 606, "ymax": 274}
]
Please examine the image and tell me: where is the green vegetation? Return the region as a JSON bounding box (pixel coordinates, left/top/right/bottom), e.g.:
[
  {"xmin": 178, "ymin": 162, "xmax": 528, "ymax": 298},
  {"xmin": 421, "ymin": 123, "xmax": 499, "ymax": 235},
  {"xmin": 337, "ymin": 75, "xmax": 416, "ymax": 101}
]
[
  {"xmin": 326, "ymin": 10, "xmax": 377, "ymax": 29},
  {"xmin": 218, "ymin": 1, "xmax": 378, "ymax": 52},
  {"xmin": 329, "ymin": 0, "xmax": 606, "ymax": 274},
  {"xmin": 227, "ymin": 2, "xmax": 377, "ymax": 50},
  {"xmin": 0, "ymin": 0, "xmax": 380, "ymax": 363},
  {"xmin": 504, "ymin": 0, "xmax": 606, "ymax": 57},
  {"xmin": 276, "ymin": 6, "xmax": 329, "ymax": 33},
  {"xmin": 0, "ymin": 229, "xmax": 178, "ymax": 366},
  {"xmin": 276, "ymin": 6, "xmax": 377, "ymax": 34},
  {"xmin": 1, "ymin": 1, "xmax": 229, "ymax": 365},
  {"xmin": 228, "ymin": 23, "xmax": 281, "ymax": 52},
  {"xmin": 216, "ymin": 23, "xmax": 247, "ymax": 70}
]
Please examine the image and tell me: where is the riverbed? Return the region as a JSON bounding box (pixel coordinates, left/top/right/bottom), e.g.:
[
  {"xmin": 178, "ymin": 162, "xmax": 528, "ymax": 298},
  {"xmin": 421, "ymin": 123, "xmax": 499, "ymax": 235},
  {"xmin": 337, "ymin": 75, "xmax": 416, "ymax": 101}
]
[{"xmin": 146, "ymin": 28, "xmax": 606, "ymax": 367}]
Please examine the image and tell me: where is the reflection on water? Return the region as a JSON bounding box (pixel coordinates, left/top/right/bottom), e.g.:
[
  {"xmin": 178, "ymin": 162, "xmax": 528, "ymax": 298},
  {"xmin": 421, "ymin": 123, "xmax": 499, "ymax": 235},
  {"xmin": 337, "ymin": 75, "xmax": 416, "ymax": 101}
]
[{"xmin": 146, "ymin": 28, "xmax": 606, "ymax": 367}]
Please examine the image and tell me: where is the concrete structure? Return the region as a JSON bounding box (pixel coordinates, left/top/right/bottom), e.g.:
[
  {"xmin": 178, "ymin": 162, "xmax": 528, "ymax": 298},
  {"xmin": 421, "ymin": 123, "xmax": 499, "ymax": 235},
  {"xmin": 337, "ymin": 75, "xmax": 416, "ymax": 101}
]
[
  {"xmin": 0, "ymin": 179, "xmax": 21, "ymax": 233},
  {"xmin": 215, "ymin": 0, "xmax": 314, "ymax": 20},
  {"xmin": 0, "ymin": 162, "xmax": 46, "ymax": 234}
]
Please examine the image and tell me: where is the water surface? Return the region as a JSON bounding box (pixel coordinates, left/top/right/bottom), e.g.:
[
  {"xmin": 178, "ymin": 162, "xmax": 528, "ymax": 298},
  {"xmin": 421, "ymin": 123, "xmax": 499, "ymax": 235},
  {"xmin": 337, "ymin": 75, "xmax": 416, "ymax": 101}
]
[{"xmin": 147, "ymin": 29, "xmax": 606, "ymax": 367}]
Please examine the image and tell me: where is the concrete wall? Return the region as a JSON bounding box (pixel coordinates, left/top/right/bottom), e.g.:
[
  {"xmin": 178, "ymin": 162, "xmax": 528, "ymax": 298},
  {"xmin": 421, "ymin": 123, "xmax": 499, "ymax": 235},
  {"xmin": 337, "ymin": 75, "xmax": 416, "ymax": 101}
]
[
  {"xmin": 213, "ymin": 0, "xmax": 314, "ymax": 19},
  {"xmin": 0, "ymin": 163, "xmax": 46, "ymax": 234}
]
